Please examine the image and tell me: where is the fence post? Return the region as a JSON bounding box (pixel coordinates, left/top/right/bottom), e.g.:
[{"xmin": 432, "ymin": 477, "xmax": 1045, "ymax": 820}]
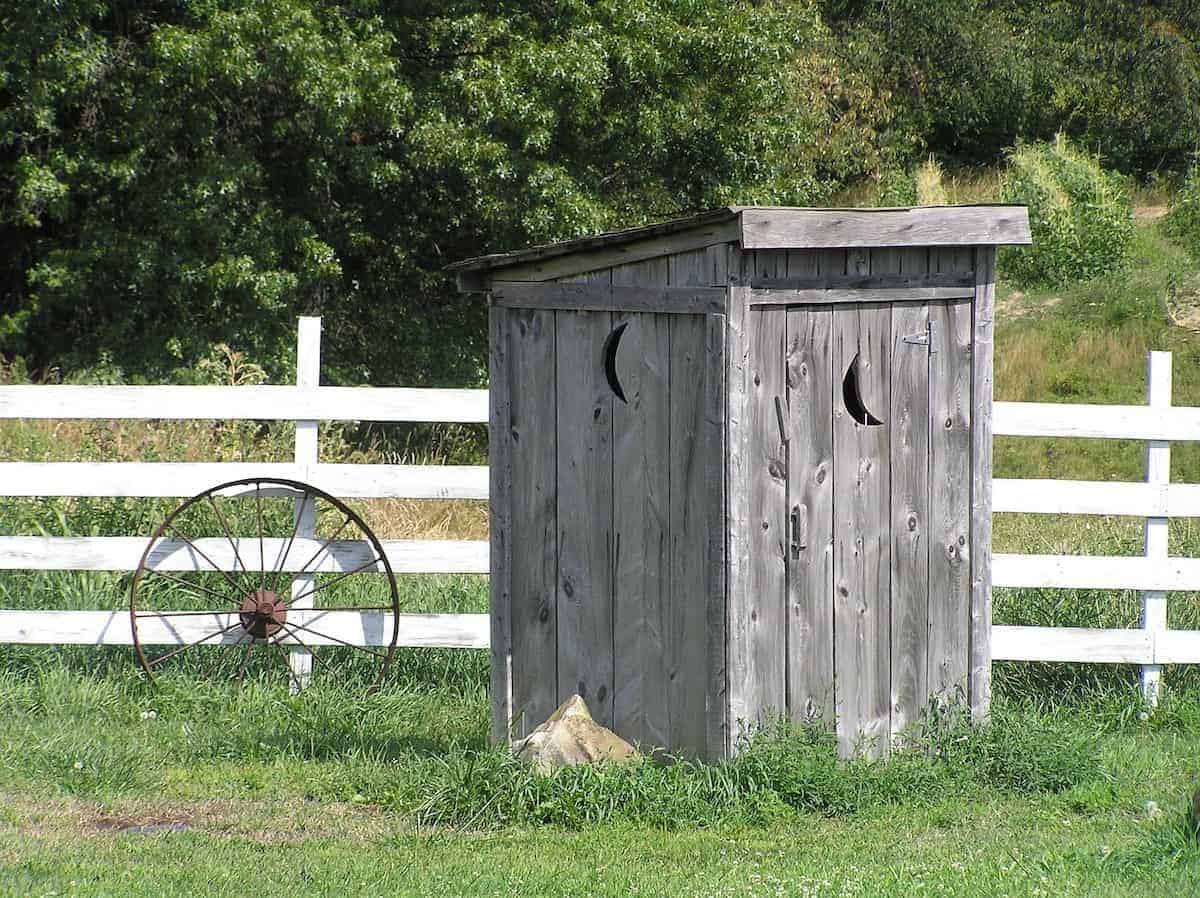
[
  {"xmin": 1141, "ymin": 351, "xmax": 1171, "ymax": 706},
  {"xmin": 289, "ymin": 316, "xmax": 321, "ymax": 692}
]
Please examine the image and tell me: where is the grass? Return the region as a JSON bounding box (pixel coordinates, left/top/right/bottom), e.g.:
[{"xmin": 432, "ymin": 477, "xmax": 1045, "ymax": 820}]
[{"xmin": 4, "ymin": 207, "xmax": 1200, "ymax": 894}]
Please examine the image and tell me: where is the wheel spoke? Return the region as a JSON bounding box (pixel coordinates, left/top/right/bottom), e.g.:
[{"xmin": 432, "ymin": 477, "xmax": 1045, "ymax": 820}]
[
  {"xmin": 208, "ymin": 627, "xmax": 252, "ymax": 682},
  {"xmin": 206, "ymin": 494, "xmax": 255, "ymax": 597},
  {"xmin": 136, "ymin": 608, "xmax": 236, "ymax": 618},
  {"xmin": 255, "ymin": 483, "xmax": 266, "ymax": 594},
  {"xmin": 148, "ymin": 621, "xmax": 243, "ymax": 668},
  {"xmin": 274, "ymin": 491, "xmax": 311, "ymax": 590},
  {"xmin": 292, "ymin": 515, "xmax": 354, "ymax": 578},
  {"xmin": 162, "ymin": 523, "xmax": 246, "ymax": 596},
  {"xmin": 141, "ymin": 569, "xmax": 234, "ymax": 604},
  {"xmin": 301, "ymin": 605, "xmax": 394, "ymax": 614},
  {"xmin": 283, "ymin": 619, "xmax": 388, "ymax": 659},
  {"xmin": 286, "ymin": 556, "xmax": 383, "ymax": 608},
  {"xmin": 273, "ymin": 640, "xmax": 302, "ymax": 692},
  {"xmin": 233, "ymin": 635, "xmax": 256, "ymax": 683}
]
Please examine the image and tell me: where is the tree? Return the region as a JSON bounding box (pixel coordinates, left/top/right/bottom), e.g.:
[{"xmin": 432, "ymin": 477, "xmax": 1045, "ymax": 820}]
[{"xmin": 1, "ymin": 0, "xmax": 894, "ymax": 386}]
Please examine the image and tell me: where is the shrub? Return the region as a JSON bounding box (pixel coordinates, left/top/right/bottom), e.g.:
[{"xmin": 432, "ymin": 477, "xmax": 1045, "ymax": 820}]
[
  {"xmin": 999, "ymin": 135, "xmax": 1134, "ymax": 287},
  {"xmin": 1165, "ymin": 161, "xmax": 1200, "ymax": 256}
]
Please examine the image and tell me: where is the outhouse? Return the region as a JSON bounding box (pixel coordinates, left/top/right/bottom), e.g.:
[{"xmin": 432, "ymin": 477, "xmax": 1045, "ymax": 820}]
[{"xmin": 450, "ymin": 206, "xmax": 1032, "ymax": 759}]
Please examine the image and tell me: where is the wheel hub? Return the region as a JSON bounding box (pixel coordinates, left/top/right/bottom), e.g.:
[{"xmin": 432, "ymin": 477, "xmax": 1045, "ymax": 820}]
[{"xmin": 238, "ymin": 589, "xmax": 287, "ymax": 639}]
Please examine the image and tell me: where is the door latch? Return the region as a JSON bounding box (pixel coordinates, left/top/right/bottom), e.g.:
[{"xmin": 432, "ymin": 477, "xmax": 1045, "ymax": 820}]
[{"xmin": 790, "ymin": 504, "xmax": 807, "ymax": 558}]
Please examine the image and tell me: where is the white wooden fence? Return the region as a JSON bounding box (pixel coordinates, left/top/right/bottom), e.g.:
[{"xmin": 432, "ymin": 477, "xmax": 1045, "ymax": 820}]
[
  {"xmin": 0, "ymin": 318, "xmax": 491, "ymax": 652},
  {"xmin": 0, "ymin": 322, "xmax": 1197, "ymax": 703}
]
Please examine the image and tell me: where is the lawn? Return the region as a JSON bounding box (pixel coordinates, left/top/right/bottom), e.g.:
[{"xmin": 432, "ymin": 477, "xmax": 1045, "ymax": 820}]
[{"xmin": 4, "ymin": 214, "xmax": 1200, "ymax": 896}]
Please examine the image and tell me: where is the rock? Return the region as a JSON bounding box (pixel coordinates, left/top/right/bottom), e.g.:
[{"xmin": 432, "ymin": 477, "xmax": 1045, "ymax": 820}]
[{"xmin": 513, "ymin": 695, "xmax": 638, "ymax": 773}]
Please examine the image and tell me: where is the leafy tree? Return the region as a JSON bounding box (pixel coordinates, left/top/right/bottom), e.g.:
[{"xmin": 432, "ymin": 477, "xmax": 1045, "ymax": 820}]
[{"xmin": 1, "ymin": 0, "xmax": 894, "ymax": 385}]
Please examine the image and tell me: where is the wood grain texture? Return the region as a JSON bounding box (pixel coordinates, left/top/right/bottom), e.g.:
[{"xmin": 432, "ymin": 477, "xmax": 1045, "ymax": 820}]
[
  {"xmin": 739, "ymin": 206, "xmax": 1032, "ymax": 249},
  {"xmin": 749, "ymin": 286, "xmax": 973, "ymax": 307},
  {"xmin": 611, "ymin": 259, "xmax": 671, "ymax": 750},
  {"xmin": 749, "ymin": 272, "xmax": 972, "ymax": 291},
  {"xmin": 703, "ymin": 308, "xmax": 729, "ymax": 758},
  {"xmin": 555, "ymin": 270, "xmax": 616, "ymax": 728},
  {"xmin": 724, "ymin": 248, "xmax": 754, "ymax": 749},
  {"xmin": 832, "ymin": 294, "xmax": 892, "ymax": 758},
  {"xmin": 969, "ymin": 249, "xmax": 995, "ymax": 720},
  {"xmin": 475, "ymin": 221, "xmax": 742, "ymax": 284},
  {"xmin": 887, "ymin": 249, "xmax": 931, "ymax": 741},
  {"xmin": 929, "ymin": 277, "xmax": 973, "ymax": 705},
  {"xmin": 496, "ymin": 308, "xmax": 559, "ymax": 738},
  {"xmin": 744, "ymin": 252, "xmax": 789, "ymax": 726},
  {"xmin": 488, "ymin": 306, "xmax": 514, "ymax": 741},
  {"xmin": 783, "ymin": 289, "xmax": 835, "ymax": 725},
  {"xmin": 489, "ymin": 282, "xmax": 724, "ymax": 315},
  {"xmin": 667, "ymin": 248, "xmax": 720, "ymax": 758}
]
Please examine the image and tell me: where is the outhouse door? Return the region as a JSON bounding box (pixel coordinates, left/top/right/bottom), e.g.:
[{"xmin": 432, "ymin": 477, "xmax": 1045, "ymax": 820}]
[{"xmin": 757, "ymin": 297, "xmax": 974, "ymax": 755}]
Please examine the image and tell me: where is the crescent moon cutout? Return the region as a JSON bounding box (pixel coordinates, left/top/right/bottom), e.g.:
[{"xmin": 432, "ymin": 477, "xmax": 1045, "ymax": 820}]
[
  {"xmin": 843, "ymin": 352, "xmax": 883, "ymax": 426},
  {"xmin": 602, "ymin": 322, "xmax": 629, "ymax": 403}
]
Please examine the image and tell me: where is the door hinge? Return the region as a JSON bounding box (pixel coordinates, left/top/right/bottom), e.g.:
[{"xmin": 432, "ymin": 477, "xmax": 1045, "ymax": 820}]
[{"xmin": 902, "ymin": 320, "xmax": 938, "ymax": 353}]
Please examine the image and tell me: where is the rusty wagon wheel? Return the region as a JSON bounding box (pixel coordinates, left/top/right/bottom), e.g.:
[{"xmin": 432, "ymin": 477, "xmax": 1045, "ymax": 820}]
[{"xmin": 129, "ymin": 477, "xmax": 400, "ymax": 692}]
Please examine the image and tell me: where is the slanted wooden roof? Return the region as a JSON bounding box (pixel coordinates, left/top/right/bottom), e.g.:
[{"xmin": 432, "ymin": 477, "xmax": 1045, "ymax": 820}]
[{"xmin": 448, "ymin": 205, "xmax": 1031, "ymax": 278}]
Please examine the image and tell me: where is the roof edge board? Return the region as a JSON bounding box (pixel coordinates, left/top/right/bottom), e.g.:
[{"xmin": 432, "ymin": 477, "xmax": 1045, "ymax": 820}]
[{"xmin": 738, "ymin": 206, "xmax": 1032, "ymax": 249}]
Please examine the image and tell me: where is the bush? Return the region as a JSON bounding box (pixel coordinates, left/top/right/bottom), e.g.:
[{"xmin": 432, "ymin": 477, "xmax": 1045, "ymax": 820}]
[
  {"xmin": 1165, "ymin": 161, "xmax": 1200, "ymax": 256},
  {"xmin": 999, "ymin": 136, "xmax": 1134, "ymax": 287}
]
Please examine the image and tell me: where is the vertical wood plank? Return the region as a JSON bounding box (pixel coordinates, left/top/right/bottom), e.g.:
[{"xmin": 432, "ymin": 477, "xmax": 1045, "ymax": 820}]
[
  {"xmin": 667, "ymin": 248, "xmax": 717, "ymax": 757},
  {"xmin": 704, "ymin": 304, "xmax": 728, "ymax": 759},
  {"xmin": 1141, "ymin": 351, "xmax": 1172, "ymax": 706},
  {"xmin": 833, "ymin": 281, "xmax": 891, "ymax": 758},
  {"xmin": 289, "ymin": 316, "xmax": 321, "ymax": 691},
  {"xmin": 502, "ymin": 307, "xmax": 559, "ymax": 739},
  {"xmin": 930, "ymin": 280, "xmax": 973, "ymax": 705},
  {"xmin": 744, "ymin": 251, "xmax": 788, "ymax": 728},
  {"xmin": 488, "ymin": 304, "xmax": 514, "ymax": 742},
  {"xmin": 556, "ymin": 270, "xmax": 616, "ymax": 727},
  {"xmin": 611, "ymin": 258, "xmax": 671, "ymax": 749},
  {"xmin": 784, "ymin": 250, "xmax": 835, "ymax": 727},
  {"xmin": 969, "ymin": 247, "xmax": 994, "ymax": 720},
  {"xmin": 889, "ymin": 249, "xmax": 930, "ymax": 740},
  {"xmin": 725, "ymin": 247, "xmax": 753, "ymax": 750}
]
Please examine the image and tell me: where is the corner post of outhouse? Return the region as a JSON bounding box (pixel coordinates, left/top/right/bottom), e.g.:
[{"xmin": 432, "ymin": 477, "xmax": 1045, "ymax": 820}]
[{"xmin": 969, "ymin": 246, "xmax": 997, "ymax": 722}]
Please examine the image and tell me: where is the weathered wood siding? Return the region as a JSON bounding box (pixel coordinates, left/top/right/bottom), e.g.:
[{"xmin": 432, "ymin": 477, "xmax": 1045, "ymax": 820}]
[
  {"xmin": 745, "ymin": 246, "xmax": 976, "ymax": 758},
  {"xmin": 493, "ymin": 246, "xmax": 728, "ymax": 758}
]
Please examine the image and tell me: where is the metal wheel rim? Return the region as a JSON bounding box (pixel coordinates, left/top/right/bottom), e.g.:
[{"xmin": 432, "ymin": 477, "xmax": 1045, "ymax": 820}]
[{"xmin": 129, "ymin": 477, "xmax": 401, "ymax": 692}]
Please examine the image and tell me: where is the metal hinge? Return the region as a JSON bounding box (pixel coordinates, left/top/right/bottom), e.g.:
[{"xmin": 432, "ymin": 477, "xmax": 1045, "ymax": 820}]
[{"xmin": 902, "ymin": 320, "xmax": 938, "ymax": 353}]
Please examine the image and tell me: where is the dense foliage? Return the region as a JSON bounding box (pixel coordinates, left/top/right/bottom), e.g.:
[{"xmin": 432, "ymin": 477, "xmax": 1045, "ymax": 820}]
[
  {"xmin": 1166, "ymin": 160, "xmax": 1200, "ymax": 258},
  {"xmin": 999, "ymin": 137, "xmax": 1134, "ymax": 287},
  {"xmin": 2, "ymin": 1, "xmax": 1197, "ymax": 383},
  {"xmin": 1, "ymin": 0, "xmax": 894, "ymax": 384}
]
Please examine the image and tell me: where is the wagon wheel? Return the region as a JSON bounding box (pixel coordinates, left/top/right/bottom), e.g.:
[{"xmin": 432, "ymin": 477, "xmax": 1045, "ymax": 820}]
[{"xmin": 129, "ymin": 477, "xmax": 400, "ymax": 692}]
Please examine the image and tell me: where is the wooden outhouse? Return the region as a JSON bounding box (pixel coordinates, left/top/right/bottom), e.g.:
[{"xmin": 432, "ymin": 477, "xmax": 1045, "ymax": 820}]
[{"xmin": 451, "ymin": 206, "xmax": 1032, "ymax": 759}]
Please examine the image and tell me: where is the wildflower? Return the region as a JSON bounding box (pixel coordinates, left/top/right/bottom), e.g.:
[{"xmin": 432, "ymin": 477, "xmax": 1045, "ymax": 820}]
[
  {"xmin": 72, "ymin": 760, "xmax": 84, "ymax": 770},
  {"xmin": 140, "ymin": 710, "xmax": 157, "ymax": 721}
]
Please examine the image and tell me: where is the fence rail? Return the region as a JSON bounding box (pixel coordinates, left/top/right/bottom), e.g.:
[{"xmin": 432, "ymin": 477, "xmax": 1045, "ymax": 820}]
[{"xmin": 0, "ymin": 324, "xmax": 1197, "ymax": 703}]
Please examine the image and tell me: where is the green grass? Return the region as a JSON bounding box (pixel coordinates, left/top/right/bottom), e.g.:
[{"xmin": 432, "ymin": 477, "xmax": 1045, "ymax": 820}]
[
  {"xmin": 0, "ymin": 665, "xmax": 1198, "ymax": 896},
  {"xmin": 4, "ymin": 213, "xmax": 1200, "ymax": 894}
]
